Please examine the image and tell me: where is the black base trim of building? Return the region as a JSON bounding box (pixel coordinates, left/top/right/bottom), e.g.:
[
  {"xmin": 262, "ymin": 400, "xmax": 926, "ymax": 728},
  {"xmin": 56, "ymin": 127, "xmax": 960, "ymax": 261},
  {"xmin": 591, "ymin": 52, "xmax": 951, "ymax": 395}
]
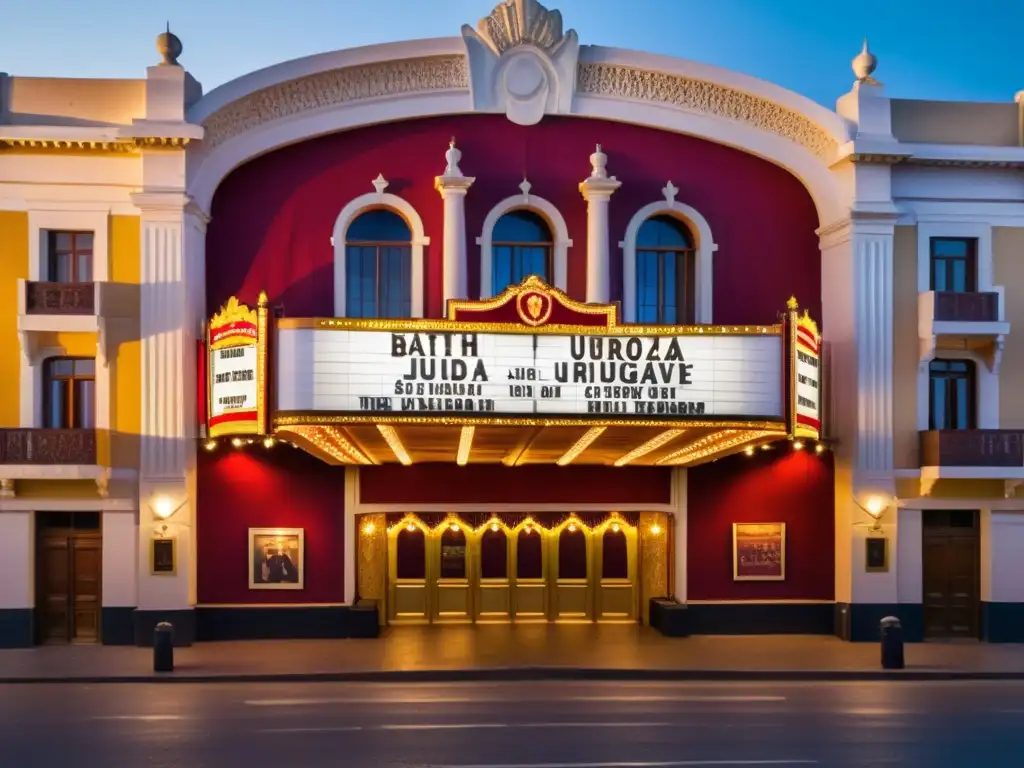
[
  {"xmin": 685, "ymin": 602, "xmax": 833, "ymax": 635},
  {"xmin": 195, "ymin": 604, "xmax": 381, "ymax": 641},
  {"xmin": 833, "ymin": 603, "xmax": 924, "ymax": 642},
  {"xmin": 981, "ymin": 602, "xmax": 1024, "ymax": 642},
  {"xmin": 101, "ymin": 607, "xmax": 136, "ymax": 645},
  {"xmin": 134, "ymin": 608, "xmax": 196, "ymax": 647},
  {"xmin": 0, "ymin": 608, "xmax": 33, "ymax": 648}
]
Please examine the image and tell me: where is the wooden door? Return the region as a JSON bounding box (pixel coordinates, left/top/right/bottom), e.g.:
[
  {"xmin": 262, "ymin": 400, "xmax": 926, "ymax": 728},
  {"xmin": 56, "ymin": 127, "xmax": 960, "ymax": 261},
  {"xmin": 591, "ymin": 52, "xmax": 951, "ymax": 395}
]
[
  {"xmin": 36, "ymin": 513, "xmax": 101, "ymax": 644},
  {"xmin": 922, "ymin": 510, "xmax": 979, "ymax": 639}
]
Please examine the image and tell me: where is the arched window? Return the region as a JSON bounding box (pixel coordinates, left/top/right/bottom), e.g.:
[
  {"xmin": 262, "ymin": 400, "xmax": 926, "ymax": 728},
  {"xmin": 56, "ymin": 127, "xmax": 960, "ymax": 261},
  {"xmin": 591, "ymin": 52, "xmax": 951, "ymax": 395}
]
[
  {"xmin": 491, "ymin": 209, "xmax": 552, "ymax": 296},
  {"xmin": 43, "ymin": 357, "xmax": 95, "ymax": 429},
  {"xmin": 344, "ymin": 209, "xmax": 412, "ymax": 318},
  {"xmin": 636, "ymin": 215, "xmax": 696, "ymax": 324},
  {"xmin": 929, "ymin": 359, "xmax": 976, "ymax": 430}
]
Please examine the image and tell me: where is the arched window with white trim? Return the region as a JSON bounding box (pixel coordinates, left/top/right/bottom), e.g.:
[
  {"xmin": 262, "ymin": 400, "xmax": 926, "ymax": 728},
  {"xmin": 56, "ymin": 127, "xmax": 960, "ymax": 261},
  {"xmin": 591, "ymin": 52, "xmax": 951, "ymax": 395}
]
[
  {"xmin": 620, "ymin": 192, "xmax": 717, "ymax": 324},
  {"xmin": 636, "ymin": 215, "xmax": 696, "ymax": 325},
  {"xmin": 477, "ymin": 186, "xmax": 572, "ymax": 298},
  {"xmin": 344, "ymin": 209, "xmax": 412, "ymax": 318},
  {"xmin": 331, "ymin": 178, "xmax": 428, "ymax": 318},
  {"xmin": 490, "ymin": 209, "xmax": 552, "ymax": 296}
]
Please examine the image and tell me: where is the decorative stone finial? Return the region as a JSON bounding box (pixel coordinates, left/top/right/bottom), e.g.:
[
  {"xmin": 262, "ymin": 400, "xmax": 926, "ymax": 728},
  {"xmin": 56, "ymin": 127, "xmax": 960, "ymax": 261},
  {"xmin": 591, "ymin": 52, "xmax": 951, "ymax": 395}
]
[
  {"xmin": 589, "ymin": 144, "xmax": 611, "ymax": 180},
  {"xmin": 852, "ymin": 38, "xmax": 878, "ymax": 84},
  {"xmin": 519, "ymin": 178, "xmax": 532, "ymax": 201},
  {"xmin": 662, "ymin": 181, "xmax": 678, "ymax": 206},
  {"xmin": 156, "ymin": 22, "xmax": 183, "ymax": 66},
  {"xmin": 372, "ymin": 173, "xmax": 389, "ymax": 195},
  {"xmin": 443, "ymin": 138, "xmax": 463, "ymax": 176}
]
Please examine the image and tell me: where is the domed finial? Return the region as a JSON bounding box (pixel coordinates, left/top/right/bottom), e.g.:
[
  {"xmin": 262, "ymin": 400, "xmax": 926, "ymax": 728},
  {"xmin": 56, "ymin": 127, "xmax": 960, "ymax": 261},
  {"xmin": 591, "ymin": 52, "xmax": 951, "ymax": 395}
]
[
  {"xmin": 156, "ymin": 22, "xmax": 183, "ymax": 66},
  {"xmin": 443, "ymin": 138, "xmax": 463, "ymax": 176},
  {"xmin": 589, "ymin": 144, "xmax": 608, "ymax": 179},
  {"xmin": 852, "ymin": 38, "xmax": 878, "ymax": 84}
]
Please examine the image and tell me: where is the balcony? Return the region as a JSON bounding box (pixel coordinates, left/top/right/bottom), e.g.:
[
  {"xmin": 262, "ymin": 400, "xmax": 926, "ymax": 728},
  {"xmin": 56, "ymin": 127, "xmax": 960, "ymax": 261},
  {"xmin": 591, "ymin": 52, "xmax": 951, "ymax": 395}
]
[
  {"xmin": 0, "ymin": 428, "xmax": 97, "ymax": 466},
  {"xmin": 918, "ymin": 429, "xmax": 1024, "ymax": 493},
  {"xmin": 24, "ymin": 282, "xmax": 96, "ymax": 315},
  {"xmin": 919, "ymin": 289, "xmax": 1009, "ymax": 367},
  {"xmin": 17, "ymin": 279, "xmax": 139, "ymax": 360}
]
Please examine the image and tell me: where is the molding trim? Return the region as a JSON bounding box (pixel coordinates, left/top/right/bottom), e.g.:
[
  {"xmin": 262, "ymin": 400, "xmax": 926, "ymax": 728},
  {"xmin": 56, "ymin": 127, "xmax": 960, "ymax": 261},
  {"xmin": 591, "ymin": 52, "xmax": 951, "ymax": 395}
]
[
  {"xmin": 477, "ymin": 187, "xmax": 573, "ymax": 298},
  {"xmin": 619, "ymin": 194, "xmax": 717, "ymax": 324},
  {"xmin": 331, "ymin": 181, "xmax": 429, "ymax": 318}
]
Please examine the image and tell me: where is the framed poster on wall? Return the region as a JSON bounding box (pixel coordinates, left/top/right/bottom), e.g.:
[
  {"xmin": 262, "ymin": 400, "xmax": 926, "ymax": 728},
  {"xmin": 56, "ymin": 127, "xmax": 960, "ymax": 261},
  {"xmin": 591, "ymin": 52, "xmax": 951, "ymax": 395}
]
[
  {"xmin": 150, "ymin": 537, "xmax": 176, "ymax": 575},
  {"xmin": 732, "ymin": 522, "xmax": 786, "ymax": 581},
  {"xmin": 249, "ymin": 528, "xmax": 304, "ymax": 590}
]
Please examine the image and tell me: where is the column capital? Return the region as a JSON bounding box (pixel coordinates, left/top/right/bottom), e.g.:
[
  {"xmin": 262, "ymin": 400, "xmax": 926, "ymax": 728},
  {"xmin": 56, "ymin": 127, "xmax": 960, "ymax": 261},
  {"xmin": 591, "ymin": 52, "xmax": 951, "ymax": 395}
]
[
  {"xmin": 131, "ymin": 190, "xmax": 210, "ymax": 224},
  {"xmin": 579, "ymin": 176, "xmax": 622, "ymax": 201},
  {"xmin": 434, "ymin": 173, "xmax": 475, "ymax": 196}
]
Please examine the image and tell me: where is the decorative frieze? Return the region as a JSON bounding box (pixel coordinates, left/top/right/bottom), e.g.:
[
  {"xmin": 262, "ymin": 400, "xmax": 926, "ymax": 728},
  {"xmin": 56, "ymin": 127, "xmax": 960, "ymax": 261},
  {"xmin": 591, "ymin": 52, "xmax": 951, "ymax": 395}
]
[
  {"xmin": 202, "ymin": 55, "xmax": 469, "ymax": 149},
  {"xmin": 576, "ymin": 63, "xmax": 838, "ymax": 161}
]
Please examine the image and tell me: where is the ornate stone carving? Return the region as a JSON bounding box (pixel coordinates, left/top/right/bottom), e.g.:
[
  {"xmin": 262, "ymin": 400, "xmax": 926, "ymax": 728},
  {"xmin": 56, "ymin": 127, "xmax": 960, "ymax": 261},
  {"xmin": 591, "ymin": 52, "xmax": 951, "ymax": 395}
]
[
  {"xmin": 25, "ymin": 282, "xmax": 96, "ymax": 315},
  {"xmin": 201, "ymin": 56, "xmax": 468, "ymax": 149},
  {"xmin": 475, "ymin": 0, "xmax": 568, "ymax": 55},
  {"xmin": 0, "ymin": 429, "xmax": 98, "ymax": 465},
  {"xmin": 577, "ymin": 63, "xmax": 838, "ymax": 161},
  {"xmin": 462, "ymin": 0, "xmax": 579, "ymax": 125}
]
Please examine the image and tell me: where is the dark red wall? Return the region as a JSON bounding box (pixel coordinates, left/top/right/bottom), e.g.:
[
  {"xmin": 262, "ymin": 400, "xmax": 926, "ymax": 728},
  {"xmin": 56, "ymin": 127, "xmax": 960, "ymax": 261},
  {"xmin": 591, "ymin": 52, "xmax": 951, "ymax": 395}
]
[
  {"xmin": 206, "ymin": 114, "xmax": 821, "ymax": 324},
  {"xmin": 687, "ymin": 448, "xmax": 834, "ymax": 601},
  {"xmin": 360, "ymin": 464, "xmax": 671, "ymax": 505},
  {"xmin": 197, "ymin": 446, "xmax": 346, "ymax": 604}
]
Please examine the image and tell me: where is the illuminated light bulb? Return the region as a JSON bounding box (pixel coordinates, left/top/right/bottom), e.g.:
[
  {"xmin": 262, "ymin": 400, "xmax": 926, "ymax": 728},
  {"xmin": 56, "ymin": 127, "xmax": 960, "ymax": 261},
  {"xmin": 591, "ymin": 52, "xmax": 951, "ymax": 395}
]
[
  {"xmin": 362, "ymin": 522, "xmax": 376, "ymax": 535},
  {"xmin": 263, "ymin": 437, "xmax": 275, "ymax": 448},
  {"xmin": 246, "ymin": 438, "xmax": 254, "ymax": 445},
  {"xmin": 450, "ymin": 523, "xmax": 460, "ymax": 532},
  {"xmin": 406, "ymin": 522, "xmax": 416, "ymax": 533},
  {"xmin": 815, "ymin": 443, "xmax": 825, "ymax": 454},
  {"xmin": 490, "ymin": 523, "xmax": 499, "ymax": 533},
  {"xmin": 524, "ymin": 525, "xmax": 532, "ymax": 535},
  {"xmin": 231, "ymin": 437, "xmax": 243, "ymax": 448},
  {"xmin": 744, "ymin": 446, "xmax": 754, "ymax": 456},
  {"xmin": 568, "ymin": 523, "xmax": 577, "ymax": 532},
  {"xmin": 204, "ymin": 440, "xmax": 217, "ymax": 451},
  {"xmin": 611, "ymin": 523, "xmax": 620, "ymax": 533},
  {"xmin": 761, "ymin": 444, "xmax": 771, "ymax": 451},
  {"xmin": 793, "ymin": 440, "xmax": 804, "ymax": 451},
  {"xmin": 650, "ymin": 523, "xmax": 662, "ymax": 535}
]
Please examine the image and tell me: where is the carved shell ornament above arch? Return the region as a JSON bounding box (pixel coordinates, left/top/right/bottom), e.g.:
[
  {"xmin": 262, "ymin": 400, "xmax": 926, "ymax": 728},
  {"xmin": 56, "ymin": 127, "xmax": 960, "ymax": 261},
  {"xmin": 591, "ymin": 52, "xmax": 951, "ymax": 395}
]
[{"xmin": 475, "ymin": 0, "xmax": 567, "ymax": 56}]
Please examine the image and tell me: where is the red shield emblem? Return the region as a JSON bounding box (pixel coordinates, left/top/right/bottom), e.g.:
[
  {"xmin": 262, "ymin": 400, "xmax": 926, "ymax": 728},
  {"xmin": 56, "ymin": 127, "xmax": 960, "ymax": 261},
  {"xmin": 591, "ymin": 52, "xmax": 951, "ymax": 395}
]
[{"xmin": 516, "ymin": 289, "xmax": 553, "ymax": 326}]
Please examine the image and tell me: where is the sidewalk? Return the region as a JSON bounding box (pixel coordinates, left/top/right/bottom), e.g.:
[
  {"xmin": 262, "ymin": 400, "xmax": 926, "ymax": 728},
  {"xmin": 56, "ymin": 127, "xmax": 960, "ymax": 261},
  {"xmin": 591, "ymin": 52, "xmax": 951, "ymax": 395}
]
[{"xmin": 4, "ymin": 625, "xmax": 1024, "ymax": 683}]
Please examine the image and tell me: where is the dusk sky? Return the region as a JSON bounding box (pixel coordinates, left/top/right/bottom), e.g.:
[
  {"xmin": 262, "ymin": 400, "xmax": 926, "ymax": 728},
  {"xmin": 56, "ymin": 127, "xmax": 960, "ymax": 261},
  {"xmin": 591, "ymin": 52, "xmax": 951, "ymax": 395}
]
[{"xmin": 2, "ymin": 0, "xmax": 1022, "ymax": 107}]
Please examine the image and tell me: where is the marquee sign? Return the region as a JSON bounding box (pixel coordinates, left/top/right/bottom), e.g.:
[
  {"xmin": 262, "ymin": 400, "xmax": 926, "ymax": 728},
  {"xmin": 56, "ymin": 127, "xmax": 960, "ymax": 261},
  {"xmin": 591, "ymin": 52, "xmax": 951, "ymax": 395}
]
[
  {"xmin": 206, "ymin": 294, "xmax": 269, "ymax": 438},
  {"xmin": 274, "ymin": 277, "xmax": 791, "ymax": 426},
  {"xmin": 787, "ymin": 297, "xmax": 822, "ymax": 440}
]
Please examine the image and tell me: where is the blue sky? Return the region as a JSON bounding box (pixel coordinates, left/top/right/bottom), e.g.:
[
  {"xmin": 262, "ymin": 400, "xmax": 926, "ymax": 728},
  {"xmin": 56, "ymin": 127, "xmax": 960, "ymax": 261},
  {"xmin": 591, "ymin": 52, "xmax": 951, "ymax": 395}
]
[{"xmin": 2, "ymin": 0, "xmax": 1021, "ymax": 106}]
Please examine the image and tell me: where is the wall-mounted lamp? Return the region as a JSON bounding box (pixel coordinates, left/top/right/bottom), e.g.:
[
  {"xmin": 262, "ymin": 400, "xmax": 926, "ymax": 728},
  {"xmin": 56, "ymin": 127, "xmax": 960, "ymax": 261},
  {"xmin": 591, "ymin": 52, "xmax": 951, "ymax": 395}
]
[
  {"xmin": 650, "ymin": 523, "xmax": 662, "ymax": 535},
  {"xmin": 150, "ymin": 494, "xmax": 183, "ymax": 521},
  {"xmin": 853, "ymin": 493, "xmax": 893, "ymax": 532}
]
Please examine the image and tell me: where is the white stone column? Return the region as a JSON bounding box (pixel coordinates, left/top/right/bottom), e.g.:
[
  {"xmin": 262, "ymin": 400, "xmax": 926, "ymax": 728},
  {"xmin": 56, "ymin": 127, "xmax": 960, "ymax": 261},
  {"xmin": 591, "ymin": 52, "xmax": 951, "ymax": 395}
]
[
  {"xmin": 435, "ymin": 141, "xmax": 474, "ymax": 306},
  {"xmin": 579, "ymin": 145, "xmax": 621, "ymax": 304},
  {"xmin": 821, "ymin": 214, "xmax": 900, "ymax": 638},
  {"xmin": 131, "ymin": 190, "xmax": 207, "ymax": 645}
]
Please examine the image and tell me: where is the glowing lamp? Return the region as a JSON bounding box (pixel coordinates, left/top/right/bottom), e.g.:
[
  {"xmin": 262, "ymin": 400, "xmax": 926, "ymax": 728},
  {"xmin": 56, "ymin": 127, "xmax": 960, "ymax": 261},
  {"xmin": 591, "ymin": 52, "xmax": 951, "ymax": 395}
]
[
  {"xmin": 611, "ymin": 522, "xmax": 620, "ymax": 533},
  {"xmin": 490, "ymin": 523, "xmax": 499, "ymax": 532},
  {"xmin": 362, "ymin": 521, "xmax": 376, "ymax": 535},
  {"xmin": 568, "ymin": 522, "xmax": 577, "ymax": 533},
  {"xmin": 152, "ymin": 495, "xmax": 176, "ymax": 521},
  {"xmin": 204, "ymin": 440, "xmax": 217, "ymax": 451},
  {"xmin": 450, "ymin": 523, "xmax": 460, "ymax": 532},
  {"xmin": 815, "ymin": 443, "xmax": 825, "ymax": 454},
  {"xmin": 793, "ymin": 440, "xmax": 804, "ymax": 451},
  {"xmin": 231, "ymin": 437, "xmax": 244, "ymax": 448},
  {"xmin": 650, "ymin": 523, "xmax": 662, "ymax": 535},
  {"xmin": 744, "ymin": 446, "xmax": 754, "ymax": 456},
  {"xmin": 406, "ymin": 522, "xmax": 416, "ymax": 533},
  {"xmin": 263, "ymin": 437, "xmax": 275, "ymax": 448}
]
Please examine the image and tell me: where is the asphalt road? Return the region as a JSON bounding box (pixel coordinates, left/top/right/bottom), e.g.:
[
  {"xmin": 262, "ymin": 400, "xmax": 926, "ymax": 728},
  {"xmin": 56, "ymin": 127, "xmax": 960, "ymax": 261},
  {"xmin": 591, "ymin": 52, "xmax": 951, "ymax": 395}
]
[{"xmin": 1, "ymin": 679, "xmax": 1023, "ymax": 766}]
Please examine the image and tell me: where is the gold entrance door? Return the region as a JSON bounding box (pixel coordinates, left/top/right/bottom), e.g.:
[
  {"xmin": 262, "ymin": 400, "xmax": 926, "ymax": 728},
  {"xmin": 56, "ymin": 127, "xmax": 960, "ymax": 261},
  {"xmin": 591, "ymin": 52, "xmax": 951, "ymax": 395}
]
[
  {"xmin": 387, "ymin": 521, "xmax": 430, "ymax": 624},
  {"xmin": 433, "ymin": 522, "xmax": 471, "ymax": 623},
  {"xmin": 476, "ymin": 523, "xmax": 511, "ymax": 622},
  {"xmin": 595, "ymin": 522, "xmax": 639, "ymax": 622},
  {"xmin": 551, "ymin": 522, "xmax": 593, "ymax": 622},
  {"xmin": 511, "ymin": 523, "xmax": 548, "ymax": 622}
]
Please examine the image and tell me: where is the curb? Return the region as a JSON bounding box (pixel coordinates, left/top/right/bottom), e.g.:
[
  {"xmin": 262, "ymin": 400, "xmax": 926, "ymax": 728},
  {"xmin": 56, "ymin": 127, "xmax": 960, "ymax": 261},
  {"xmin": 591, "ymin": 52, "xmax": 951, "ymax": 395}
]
[{"xmin": 5, "ymin": 666, "xmax": 1024, "ymax": 684}]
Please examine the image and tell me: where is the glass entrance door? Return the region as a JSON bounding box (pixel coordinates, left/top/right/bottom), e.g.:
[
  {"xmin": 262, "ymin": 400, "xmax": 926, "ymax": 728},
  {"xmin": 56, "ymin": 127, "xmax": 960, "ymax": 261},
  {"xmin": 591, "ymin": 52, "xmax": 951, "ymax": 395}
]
[{"xmin": 434, "ymin": 522, "xmax": 471, "ymax": 622}]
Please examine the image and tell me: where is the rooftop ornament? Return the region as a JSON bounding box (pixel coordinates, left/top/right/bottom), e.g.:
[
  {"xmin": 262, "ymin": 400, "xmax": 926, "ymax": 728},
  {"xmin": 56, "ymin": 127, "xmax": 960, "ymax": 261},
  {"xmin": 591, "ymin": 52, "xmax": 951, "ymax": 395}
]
[
  {"xmin": 852, "ymin": 38, "xmax": 878, "ymax": 85},
  {"xmin": 156, "ymin": 22, "xmax": 183, "ymax": 66}
]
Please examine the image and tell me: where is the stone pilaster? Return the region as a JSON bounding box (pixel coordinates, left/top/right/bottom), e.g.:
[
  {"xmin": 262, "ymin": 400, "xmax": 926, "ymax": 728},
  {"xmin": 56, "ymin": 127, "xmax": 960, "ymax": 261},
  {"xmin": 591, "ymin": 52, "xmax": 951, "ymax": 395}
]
[
  {"xmin": 130, "ymin": 190, "xmax": 208, "ymax": 645},
  {"xmin": 434, "ymin": 141, "xmax": 474, "ymax": 306},
  {"xmin": 578, "ymin": 145, "xmax": 620, "ymax": 304}
]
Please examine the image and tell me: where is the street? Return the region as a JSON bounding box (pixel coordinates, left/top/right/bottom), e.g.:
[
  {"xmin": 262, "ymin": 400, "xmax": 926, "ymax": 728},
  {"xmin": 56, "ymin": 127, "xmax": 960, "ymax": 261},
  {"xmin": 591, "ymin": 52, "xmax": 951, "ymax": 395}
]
[{"xmin": 1, "ymin": 679, "xmax": 1022, "ymax": 766}]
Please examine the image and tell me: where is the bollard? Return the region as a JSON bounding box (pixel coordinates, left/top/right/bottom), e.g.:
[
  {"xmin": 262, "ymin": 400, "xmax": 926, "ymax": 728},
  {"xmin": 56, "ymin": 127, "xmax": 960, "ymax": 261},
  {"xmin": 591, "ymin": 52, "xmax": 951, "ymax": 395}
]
[
  {"xmin": 880, "ymin": 615, "xmax": 904, "ymax": 670},
  {"xmin": 153, "ymin": 621, "xmax": 174, "ymax": 673}
]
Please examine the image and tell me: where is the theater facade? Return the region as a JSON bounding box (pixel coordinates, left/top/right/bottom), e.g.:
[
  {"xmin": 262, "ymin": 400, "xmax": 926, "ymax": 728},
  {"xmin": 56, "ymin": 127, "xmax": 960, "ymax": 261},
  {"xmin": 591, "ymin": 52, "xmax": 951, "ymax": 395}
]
[{"xmin": 3, "ymin": 0, "xmax": 1024, "ymax": 646}]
